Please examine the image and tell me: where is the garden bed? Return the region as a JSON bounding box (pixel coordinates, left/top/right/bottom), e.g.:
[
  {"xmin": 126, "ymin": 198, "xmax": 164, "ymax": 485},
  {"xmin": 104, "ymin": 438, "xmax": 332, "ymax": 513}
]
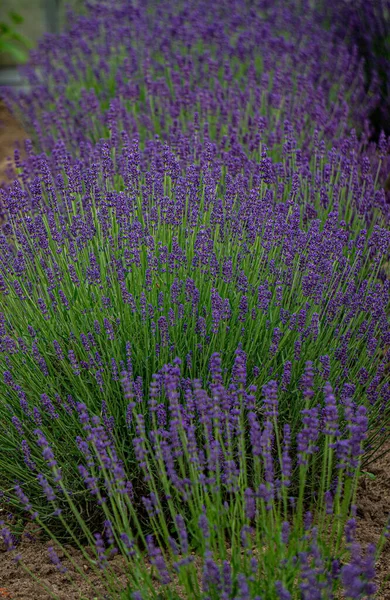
[{"xmin": 1, "ymin": 3, "xmax": 390, "ymax": 599}]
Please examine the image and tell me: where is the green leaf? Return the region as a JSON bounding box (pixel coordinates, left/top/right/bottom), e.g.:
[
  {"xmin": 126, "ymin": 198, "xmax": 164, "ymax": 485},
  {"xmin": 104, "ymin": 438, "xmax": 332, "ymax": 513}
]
[
  {"xmin": 0, "ymin": 41, "xmax": 28, "ymax": 62},
  {"xmin": 8, "ymin": 11, "xmax": 24, "ymax": 25},
  {"xmin": 9, "ymin": 30, "xmax": 32, "ymax": 47},
  {"xmin": 0, "ymin": 22, "xmax": 11, "ymax": 34}
]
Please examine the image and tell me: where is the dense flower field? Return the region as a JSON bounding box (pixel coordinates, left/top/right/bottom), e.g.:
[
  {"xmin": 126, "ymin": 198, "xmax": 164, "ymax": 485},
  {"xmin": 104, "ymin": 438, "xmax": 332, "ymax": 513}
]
[
  {"xmin": 1, "ymin": 1, "xmax": 389, "ymax": 599},
  {"xmin": 318, "ymin": 0, "xmax": 390, "ymax": 139}
]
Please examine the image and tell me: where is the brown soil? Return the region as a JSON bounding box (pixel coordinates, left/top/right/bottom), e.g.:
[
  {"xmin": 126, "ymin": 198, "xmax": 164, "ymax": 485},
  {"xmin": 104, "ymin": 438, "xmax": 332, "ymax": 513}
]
[
  {"xmin": 0, "ymin": 99, "xmax": 26, "ymax": 185},
  {"xmin": 0, "ymin": 534, "xmax": 120, "ymax": 600},
  {"xmin": 355, "ymin": 446, "xmax": 390, "ymax": 599}
]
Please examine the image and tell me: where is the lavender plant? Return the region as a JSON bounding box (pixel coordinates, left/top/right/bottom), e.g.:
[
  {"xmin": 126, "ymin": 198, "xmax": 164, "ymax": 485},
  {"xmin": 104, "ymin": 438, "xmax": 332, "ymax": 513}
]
[
  {"xmin": 1, "ymin": 355, "xmax": 386, "ymax": 599},
  {"xmin": 0, "ymin": 135, "xmax": 389, "ymax": 525}
]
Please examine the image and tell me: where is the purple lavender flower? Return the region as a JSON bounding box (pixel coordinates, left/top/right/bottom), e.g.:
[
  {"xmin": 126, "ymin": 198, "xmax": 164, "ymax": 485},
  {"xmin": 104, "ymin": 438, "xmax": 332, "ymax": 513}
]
[
  {"xmin": 53, "ymin": 340, "xmax": 64, "ymax": 361},
  {"xmin": 40, "ymin": 394, "xmax": 59, "ymax": 419},
  {"xmin": 21, "ymin": 440, "xmax": 36, "ymax": 471},
  {"xmin": 146, "ymin": 535, "xmax": 171, "ymax": 584},
  {"xmin": 202, "ymin": 551, "xmax": 222, "ymax": 594},
  {"xmin": 322, "ymin": 383, "xmax": 340, "ymax": 436},
  {"xmin": 37, "ymin": 474, "xmax": 56, "ymax": 502},
  {"xmin": 94, "ymin": 532, "xmax": 108, "ymax": 569},
  {"xmin": 11, "ymin": 416, "xmax": 23, "ymax": 436},
  {"xmin": 175, "ymin": 514, "xmax": 189, "ymax": 555},
  {"xmin": 34, "ymin": 429, "xmax": 57, "ymax": 468},
  {"xmin": 262, "ymin": 380, "xmax": 278, "ymax": 418},
  {"xmin": 68, "ymin": 349, "xmax": 80, "ymax": 376},
  {"xmin": 341, "ymin": 543, "xmax": 377, "ymax": 599},
  {"xmin": 198, "ymin": 512, "xmax": 210, "ymax": 540},
  {"xmin": 297, "ymin": 408, "xmax": 320, "ymax": 466},
  {"xmin": 48, "ymin": 546, "xmax": 67, "ymax": 573},
  {"xmin": 1, "ymin": 526, "xmax": 17, "ymax": 551},
  {"xmin": 275, "ymin": 581, "xmax": 292, "ymax": 599}
]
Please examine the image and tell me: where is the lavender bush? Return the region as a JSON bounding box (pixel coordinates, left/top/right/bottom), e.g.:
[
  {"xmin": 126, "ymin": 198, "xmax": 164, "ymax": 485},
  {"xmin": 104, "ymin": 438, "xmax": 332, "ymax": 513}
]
[{"xmin": 0, "ymin": 134, "xmax": 389, "ymax": 524}]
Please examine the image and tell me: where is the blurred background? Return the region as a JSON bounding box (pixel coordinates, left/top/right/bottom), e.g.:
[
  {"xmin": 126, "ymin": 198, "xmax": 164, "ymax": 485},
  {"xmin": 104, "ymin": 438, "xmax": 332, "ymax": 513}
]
[
  {"xmin": 0, "ymin": 0, "xmax": 70, "ymax": 179},
  {"xmin": 0, "ymin": 0, "xmax": 65, "ymax": 84},
  {"xmin": 0, "ymin": 0, "xmax": 389, "ymax": 136}
]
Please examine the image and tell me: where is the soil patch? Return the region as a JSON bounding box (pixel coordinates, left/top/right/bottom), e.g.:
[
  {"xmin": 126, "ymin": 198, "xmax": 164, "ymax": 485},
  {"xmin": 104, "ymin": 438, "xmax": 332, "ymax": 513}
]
[
  {"xmin": 0, "ymin": 534, "xmax": 115, "ymax": 599},
  {"xmin": 0, "ymin": 99, "xmax": 26, "ymax": 185},
  {"xmin": 355, "ymin": 445, "xmax": 390, "ymax": 599}
]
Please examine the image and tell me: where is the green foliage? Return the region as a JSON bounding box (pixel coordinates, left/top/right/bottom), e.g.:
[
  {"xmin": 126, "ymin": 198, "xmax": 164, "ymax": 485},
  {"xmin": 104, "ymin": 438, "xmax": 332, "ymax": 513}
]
[{"xmin": 0, "ymin": 5, "xmax": 32, "ymax": 64}]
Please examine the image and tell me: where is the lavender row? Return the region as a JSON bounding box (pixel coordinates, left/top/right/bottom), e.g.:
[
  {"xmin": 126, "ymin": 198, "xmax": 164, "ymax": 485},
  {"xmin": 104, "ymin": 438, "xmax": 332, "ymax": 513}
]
[
  {"xmin": 6, "ymin": 1, "xmax": 384, "ymax": 185},
  {"xmin": 0, "ymin": 1, "xmax": 389, "ymax": 597}
]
